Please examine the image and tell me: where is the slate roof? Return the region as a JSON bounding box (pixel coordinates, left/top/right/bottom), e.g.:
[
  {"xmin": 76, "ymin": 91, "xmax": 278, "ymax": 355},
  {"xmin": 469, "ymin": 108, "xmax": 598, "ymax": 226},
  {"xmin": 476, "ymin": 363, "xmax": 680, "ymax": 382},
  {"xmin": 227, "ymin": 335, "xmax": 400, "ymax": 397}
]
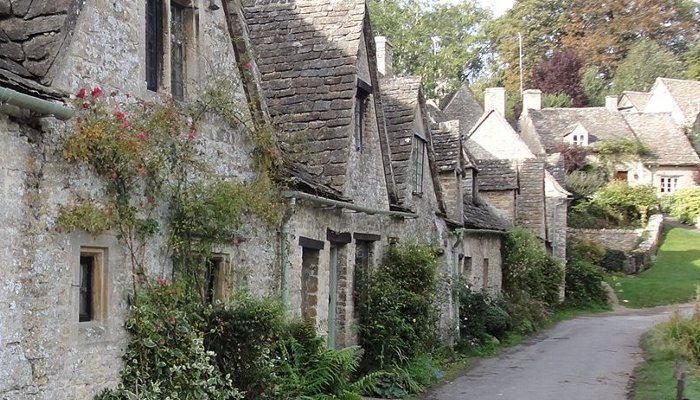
[
  {"xmin": 474, "ymin": 159, "xmax": 518, "ymax": 190},
  {"xmin": 440, "ymin": 84, "xmax": 484, "ymax": 136},
  {"xmin": 463, "ymin": 201, "xmax": 508, "ymax": 231},
  {"xmin": 620, "ymin": 91, "xmax": 651, "ymax": 111},
  {"xmin": 527, "ymin": 108, "xmax": 636, "ymax": 152},
  {"xmin": 657, "ymin": 78, "xmax": 700, "ymax": 126},
  {"xmin": 431, "ymin": 122, "xmax": 461, "ymax": 172},
  {"xmin": 622, "ymin": 113, "xmax": 700, "ymax": 166},
  {"xmin": 380, "ymin": 76, "xmax": 422, "ymax": 201},
  {"xmin": 241, "ymin": 0, "xmax": 367, "ymax": 191},
  {"xmin": 0, "ymin": 0, "xmax": 82, "ymax": 99}
]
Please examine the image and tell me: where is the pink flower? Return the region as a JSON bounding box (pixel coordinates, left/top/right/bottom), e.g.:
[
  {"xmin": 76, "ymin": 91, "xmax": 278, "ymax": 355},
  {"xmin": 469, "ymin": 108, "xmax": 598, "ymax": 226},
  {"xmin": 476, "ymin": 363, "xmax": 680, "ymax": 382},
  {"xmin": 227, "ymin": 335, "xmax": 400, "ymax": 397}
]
[
  {"xmin": 113, "ymin": 111, "xmax": 126, "ymax": 120},
  {"xmin": 136, "ymin": 131, "xmax": 146, "ymax": 140},
  {"xmin": 82, "ymin": 102, "xmax": 91, "ymax": 109},
  {"xmin": 243, "ymin": 62, "xmax": 252, "ymax": 71},
  {"xmin": 187, "ymin": 130, "xmax": 195, "ymax": 141},
  {"xmin": 76, "ymin": 87, "xmax": 87, "ymax": 99},
  {"xmin": 156, "ymin": 276, "xmax": 167, "ymax": 286},
  {"xmin": 91, "ymin": 86, "xmax": 103, "ymax": 97},
  {"xmin": 121, "ymin": 121, "xmax": 130, "ymax": 129}
]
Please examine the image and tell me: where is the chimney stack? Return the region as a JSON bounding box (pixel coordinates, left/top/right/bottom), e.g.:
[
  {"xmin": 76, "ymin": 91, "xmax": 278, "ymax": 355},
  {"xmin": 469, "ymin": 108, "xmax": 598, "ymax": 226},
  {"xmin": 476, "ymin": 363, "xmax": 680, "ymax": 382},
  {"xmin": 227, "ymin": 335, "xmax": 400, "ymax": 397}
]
[
  {"xmin": 522, "ymin": 89, "xmax": 542, "ymax": 117},
  {"xmin": 375, "ymin": 36, "xmax": 393, "ymax": 78},
  {"xmin": 605, "ymin": 95, "xmax": 619, "ymax": 112},
  {"xmin": 484, "ymin": 87, "xmax": 506, "ymax": 117}
]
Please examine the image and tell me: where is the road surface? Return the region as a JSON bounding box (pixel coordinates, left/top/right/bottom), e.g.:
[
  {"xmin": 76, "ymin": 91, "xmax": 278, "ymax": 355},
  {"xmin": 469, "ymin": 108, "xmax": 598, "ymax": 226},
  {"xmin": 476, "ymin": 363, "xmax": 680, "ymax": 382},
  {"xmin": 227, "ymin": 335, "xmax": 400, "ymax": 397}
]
[{"xmin": 424, "ymin": 305, "xmax": 692, "ymax": 400}]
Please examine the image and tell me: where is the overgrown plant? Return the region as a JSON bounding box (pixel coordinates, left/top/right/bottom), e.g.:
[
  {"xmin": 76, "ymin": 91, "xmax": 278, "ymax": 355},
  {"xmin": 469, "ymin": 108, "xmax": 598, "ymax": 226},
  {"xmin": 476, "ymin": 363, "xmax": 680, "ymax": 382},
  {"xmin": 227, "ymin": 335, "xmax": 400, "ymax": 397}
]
[{"xmin": 664, "ymin": 187, "xmax": 700, "ymax": 224}]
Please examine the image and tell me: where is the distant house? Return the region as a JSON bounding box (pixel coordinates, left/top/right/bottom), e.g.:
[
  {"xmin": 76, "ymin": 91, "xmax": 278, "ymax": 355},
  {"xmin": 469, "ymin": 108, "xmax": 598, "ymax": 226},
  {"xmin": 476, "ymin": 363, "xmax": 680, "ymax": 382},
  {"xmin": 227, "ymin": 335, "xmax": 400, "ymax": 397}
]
[
  {"xmin": 642, "ymin": 77, "xmax": 700, "ymax": 128},
  {"xmin": 618, "ymin": 91, "xmax": 652, "ymax": 113},
  {"xmin": 520, "ymin": 89, "xmax": 700, "ymax": 194}
]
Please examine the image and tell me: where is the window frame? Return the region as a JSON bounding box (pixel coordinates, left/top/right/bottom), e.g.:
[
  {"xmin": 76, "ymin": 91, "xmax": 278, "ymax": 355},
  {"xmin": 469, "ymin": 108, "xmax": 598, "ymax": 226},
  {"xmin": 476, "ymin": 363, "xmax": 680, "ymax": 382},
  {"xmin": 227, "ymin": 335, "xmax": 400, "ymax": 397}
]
[
  {"xmin": 76, "ymin": 247, "xmax": 108, "ymax": 323},
  {"xmin": 204, "ymin": 253, "xmax": 230, "ymax": 304},
  {"xmin": 354, "ymin": 79, "xmax": 372, "ymax": 152},
  {"xmin": 659, "ymin": 176, "xmax": 680, "ymax": 194},
  {"xmin": 412, "ymin": 135, "xmax": 426, "ymax": 194}
]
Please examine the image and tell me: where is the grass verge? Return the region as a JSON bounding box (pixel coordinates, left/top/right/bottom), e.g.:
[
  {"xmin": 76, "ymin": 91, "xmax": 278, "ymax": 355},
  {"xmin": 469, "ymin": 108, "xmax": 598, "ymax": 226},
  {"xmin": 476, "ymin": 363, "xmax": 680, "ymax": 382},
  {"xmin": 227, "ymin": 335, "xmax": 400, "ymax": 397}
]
[
  {"xmin": 633, "ymin": 327, "xmax": 700, "ymax": 399},
  {"xmin": 607, "ymin": 226, "xmax": 700, "ymax": 308}
]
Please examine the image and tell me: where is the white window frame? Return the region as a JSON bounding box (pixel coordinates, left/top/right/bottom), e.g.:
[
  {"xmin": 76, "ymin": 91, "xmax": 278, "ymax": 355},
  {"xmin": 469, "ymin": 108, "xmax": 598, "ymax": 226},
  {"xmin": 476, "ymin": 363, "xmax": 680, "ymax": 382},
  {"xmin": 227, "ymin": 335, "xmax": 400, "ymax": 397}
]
[{"xmin": 659, "ymin": 176, "xmax": 679, "ymax": 194}]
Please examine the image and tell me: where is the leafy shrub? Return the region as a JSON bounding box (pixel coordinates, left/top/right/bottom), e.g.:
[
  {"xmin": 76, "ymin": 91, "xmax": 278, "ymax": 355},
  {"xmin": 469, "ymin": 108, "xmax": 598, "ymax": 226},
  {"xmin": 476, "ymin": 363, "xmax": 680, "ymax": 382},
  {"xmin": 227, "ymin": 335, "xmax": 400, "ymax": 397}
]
[
  {"xmin": 567, "ymin": 237, "xmax": 606, "ymax": 264},
  {"xmin": 593, "ymin": 182, "xmax": 658, "ymax": 226},
  {"xmin": 455, "ymin": 280, "xmax": 512, "ymax": 343},
  {"xmin": 97, "ymin": 282, "xmax": 241, "ymax": 400},
  {"xmin": 601, "ymin": 249, "xmax": 628, "ymax": 273},
  {"xmin": 367, "ymin": 355, "xmax": 441, "ymax": 398},
  {"xmin": 557, "ymin": 144, "xmax": 589, "ymax": 173},
  {"xmin": 665, "ymin": 187, "xmax": 700, "ymax": 224},
  {"xmin": 204, "ymin": 296, "xmax": 286, "ymax": 397},
  {"xmin": 592, "ymin": 138, "xmax": 651, "ymax": 159},
  {"xmin": 565, "ymin": 170, "xmax": 607, "ymax": 199},
  {"xmin": 359, "ymin": 244, "xmax": 439, "ymax": 371},
  {"xmin": 660, "ymin": 305, "xmax": 700, "ymax": 364},
  {"xmin": 565, "ymin": 260, "xmax": 609, "ymax": 307}
]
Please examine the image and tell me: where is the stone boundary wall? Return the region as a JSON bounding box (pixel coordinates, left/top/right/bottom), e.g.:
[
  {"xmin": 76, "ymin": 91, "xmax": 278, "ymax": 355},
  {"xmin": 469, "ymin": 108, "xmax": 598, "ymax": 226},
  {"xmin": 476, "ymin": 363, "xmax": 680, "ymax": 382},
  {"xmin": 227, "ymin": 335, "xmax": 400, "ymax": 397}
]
[
  {"xmin": 568, "ymin": 214, "xmax": 665, "ymax": 274},
  {"xmin": 567, "ymin": 228, "xmax": 642, "ymax": 252}
]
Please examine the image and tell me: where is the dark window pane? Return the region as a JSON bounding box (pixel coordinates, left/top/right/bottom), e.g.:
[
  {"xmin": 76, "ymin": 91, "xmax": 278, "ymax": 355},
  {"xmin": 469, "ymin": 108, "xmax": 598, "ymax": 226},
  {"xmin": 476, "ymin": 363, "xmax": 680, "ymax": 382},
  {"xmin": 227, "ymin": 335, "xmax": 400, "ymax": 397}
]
[
  {"xmin": 355, "ymin": 96, "xmax": 364, "ymax": 151},
  {"xmin": 170, "ymin": 3, "xmax": 185, "ymax": 100},
  {"xmin": 205, "ymin": 259, "xmax": 217, "ymax": 304},
  {"xmin": 79, "ymin": 256, "xmax": 93, "ymax": 322},
  {"xmin": 146, "ymin": 0, "xmax": 163, "ymax": 91}
]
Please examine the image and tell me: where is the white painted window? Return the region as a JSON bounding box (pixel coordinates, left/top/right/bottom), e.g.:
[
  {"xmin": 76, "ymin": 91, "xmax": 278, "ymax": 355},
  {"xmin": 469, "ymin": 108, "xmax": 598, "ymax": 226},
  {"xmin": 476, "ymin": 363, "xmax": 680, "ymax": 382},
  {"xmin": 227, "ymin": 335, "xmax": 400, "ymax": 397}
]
[{"xmin": 659, "ymin": 176, "xmax": 679, "ymax": 193}]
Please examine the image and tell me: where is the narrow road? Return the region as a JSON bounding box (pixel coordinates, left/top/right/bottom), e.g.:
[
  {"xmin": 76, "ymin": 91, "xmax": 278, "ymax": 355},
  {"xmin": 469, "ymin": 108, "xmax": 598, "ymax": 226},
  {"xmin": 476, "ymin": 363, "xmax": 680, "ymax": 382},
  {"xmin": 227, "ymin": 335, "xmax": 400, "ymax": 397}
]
[{"xmin": 424, "ymin": 305, "xmax": 692, "ymax": 400}]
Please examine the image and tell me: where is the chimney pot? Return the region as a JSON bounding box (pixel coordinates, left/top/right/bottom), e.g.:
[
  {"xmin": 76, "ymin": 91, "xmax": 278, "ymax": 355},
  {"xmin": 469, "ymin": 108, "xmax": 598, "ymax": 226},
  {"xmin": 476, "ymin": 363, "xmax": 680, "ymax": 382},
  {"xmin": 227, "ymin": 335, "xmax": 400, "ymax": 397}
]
[
  {"xmin": 522, "ymin": 89, "xmax": 542, "ymax": 117},
  {"xmin": 375, "ymin": 36, "xmax": 393, "ymax": 78},
  {"xmin": 484, "ymin": 87, "xmax": 506, "ymax": 117},
  {"xmin": 605, "ymin": 95, "xmax": 619, "ymax": 112}
]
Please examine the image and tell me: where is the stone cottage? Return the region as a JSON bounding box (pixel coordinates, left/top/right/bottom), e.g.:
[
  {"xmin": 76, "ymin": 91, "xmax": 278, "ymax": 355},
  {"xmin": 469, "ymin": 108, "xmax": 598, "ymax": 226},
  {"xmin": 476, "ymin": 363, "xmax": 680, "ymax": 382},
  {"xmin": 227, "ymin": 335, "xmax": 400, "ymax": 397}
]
[
  {"xmin": 520, "ymin": 89, "xmax": 700, "ymax": 194},
  {"xmin": 0, "ymin": 0, "xmax": 509, "ymax": 397}
]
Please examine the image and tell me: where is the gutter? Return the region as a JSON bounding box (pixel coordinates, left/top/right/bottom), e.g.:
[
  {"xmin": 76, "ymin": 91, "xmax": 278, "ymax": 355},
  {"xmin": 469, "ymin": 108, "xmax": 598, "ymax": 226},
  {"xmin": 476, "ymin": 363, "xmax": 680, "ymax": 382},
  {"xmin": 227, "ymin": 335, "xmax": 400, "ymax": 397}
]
[
  {"xmin": 0, "ymin": 86, "xmax": 74, "ymax": 120},
  {"xmin": 457, "ymin": 228, "xmax": 507, "ymax": 236},
  {"xmin": 282, "ymin": 190, "xmax": 419, "ymax": 219}
]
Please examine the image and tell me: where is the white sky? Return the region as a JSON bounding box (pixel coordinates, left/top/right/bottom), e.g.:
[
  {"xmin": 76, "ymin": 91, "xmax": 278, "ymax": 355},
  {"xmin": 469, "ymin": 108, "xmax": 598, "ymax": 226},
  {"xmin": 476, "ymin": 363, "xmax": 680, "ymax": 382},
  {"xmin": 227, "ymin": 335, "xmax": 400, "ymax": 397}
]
[{"xmin": 438, "ymin": 0, "xmax": 515, "ymax": 16}]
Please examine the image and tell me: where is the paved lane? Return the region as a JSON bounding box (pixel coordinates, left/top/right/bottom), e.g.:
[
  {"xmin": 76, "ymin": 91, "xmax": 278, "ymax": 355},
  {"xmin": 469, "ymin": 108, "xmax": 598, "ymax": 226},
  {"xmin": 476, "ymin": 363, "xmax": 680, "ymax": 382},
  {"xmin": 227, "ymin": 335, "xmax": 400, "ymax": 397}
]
[{"xmin": 424, "ymin": 306, "xmax": 691, "ymax": 400}]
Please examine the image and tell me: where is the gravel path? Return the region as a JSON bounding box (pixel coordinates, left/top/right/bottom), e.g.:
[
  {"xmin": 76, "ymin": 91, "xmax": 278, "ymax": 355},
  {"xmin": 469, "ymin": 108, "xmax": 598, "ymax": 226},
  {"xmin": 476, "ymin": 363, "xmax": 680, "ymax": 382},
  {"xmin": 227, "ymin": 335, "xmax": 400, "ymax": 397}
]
[{"xmin": 423, "ymin": 305, "xmax": 692, "ymax": 400}]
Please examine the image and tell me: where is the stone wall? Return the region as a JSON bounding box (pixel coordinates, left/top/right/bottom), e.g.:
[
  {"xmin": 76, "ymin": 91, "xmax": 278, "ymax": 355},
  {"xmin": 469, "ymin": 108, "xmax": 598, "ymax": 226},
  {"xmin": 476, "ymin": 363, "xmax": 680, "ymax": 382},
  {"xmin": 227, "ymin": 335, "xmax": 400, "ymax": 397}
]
[
  {"xmin": 516, "ymin": 159, "xmax": 547, "ymax": 239},
  {"xmin": 567, "ymin": 228, "xmax": 642, "ymax": 252}
]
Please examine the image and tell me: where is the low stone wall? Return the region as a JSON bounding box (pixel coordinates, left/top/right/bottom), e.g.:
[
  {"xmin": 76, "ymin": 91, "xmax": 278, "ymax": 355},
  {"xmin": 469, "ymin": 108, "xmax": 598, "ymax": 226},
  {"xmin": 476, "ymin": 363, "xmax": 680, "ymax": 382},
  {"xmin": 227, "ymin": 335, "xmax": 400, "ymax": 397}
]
[
  {"xmin": 568, "ymin": 214, "xmax": 665, "ymax": 274},
  {"xmin": 567, "ymin": 228, "xmax": 642, "ymax": 252}
]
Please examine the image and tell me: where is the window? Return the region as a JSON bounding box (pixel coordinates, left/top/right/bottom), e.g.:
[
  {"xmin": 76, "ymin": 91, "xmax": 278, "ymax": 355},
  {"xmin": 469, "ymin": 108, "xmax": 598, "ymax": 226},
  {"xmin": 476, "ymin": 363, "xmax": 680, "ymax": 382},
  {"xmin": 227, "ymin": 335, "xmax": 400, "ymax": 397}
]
[
  {"xmin": 413, "ymin": 136, "xmax": 426, "ymax": 194},
  {"xmin": 569, "ymin": 132, "xmax": 587, "ymax": 146},
  {"xmin": 462, "ymin": 256, "xmax": 472, "ymax": 278},
  {"xmin": 204, "ymin": 255, "xmax": 229, "ymax": 304},
  {"xmin": 614, "ymin": 170, "xmax": 628, "ymax": 182},
  {"xmin": 354, "ymin": 80, "xmax": 372, "ymax": 152},
  {"xmin": 145, "ymin": 0, "xmax": 197, "ymax": 99},
  {"xmin": 77, "ymin": 248, "xmax": 107, "ymax": 323},
  {"xmin": 353, "ymin": 240, "xmax": 373, "ymax": 317},
  {"xmin": 482, "ymin": 258, "xmax": 489, "ymax": 290},
  {"xmin": 660, "ymin": 176, "xmax": 679, "ymax": 194}
]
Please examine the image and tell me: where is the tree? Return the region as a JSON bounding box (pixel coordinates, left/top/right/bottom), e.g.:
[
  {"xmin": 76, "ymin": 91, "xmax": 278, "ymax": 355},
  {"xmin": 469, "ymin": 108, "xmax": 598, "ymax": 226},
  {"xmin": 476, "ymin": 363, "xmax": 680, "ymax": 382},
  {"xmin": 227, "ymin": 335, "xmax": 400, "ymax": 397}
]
[
  {"xmin": 532, "ymin": 50, "xmax": 586, "ymax": 106},
  {"xmin": 611, "ymin": 40, "xmax": 685, "ymax": 93},
  {"xmin": 487, "ymin": 0, "xmax": 571, "ymax": 94},
  {"xmin": 581, "ymin": 66, "xmax": 608, "ymax": 106},
  {"xmin": 368, "ymin": 0, "xmax": 490, "ymax": 96},
  {"xmin": 561, "ymin": 0, "xmax": 700, "ymax": 76},
  {"xmin": 683, "ymin": 42, "xmax": 700, "ymax": 80}
]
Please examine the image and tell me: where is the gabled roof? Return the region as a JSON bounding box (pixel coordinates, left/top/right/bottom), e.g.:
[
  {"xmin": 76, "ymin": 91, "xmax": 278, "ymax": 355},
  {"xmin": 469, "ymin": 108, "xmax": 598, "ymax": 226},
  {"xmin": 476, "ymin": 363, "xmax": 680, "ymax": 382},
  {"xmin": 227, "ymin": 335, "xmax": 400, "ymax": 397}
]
[
  {"xmin": 619, "ymin": 91, "xmax": 652, "ymax": 112},
  {"xmin": 474, "ymin": 159, "xmax": 518, "ymax": 191},
  {"xmin": 0, "ymin": 0, "xmax": 84, "ymax": 99},
  {"xmin": 463, "ymin": 199, "xmax": 508, "ymax": 231},
  {"xmin": 431, "ymin": 121, "xmax": 461, "ymax": 172},
  {"xmin": 655, "ymin": 78, "xmax": 700, "ymax": 126},
  {"xmin": 440, "ymin": 84, "xmax": 484, "ymax": 135},
  {"xmin": 380, "ymin": 76, "xmax": 422, "ymax": 201},
  {"xmin": 622, "ymin": 113, "xmax": 700, "ymax": 166},
  {"xmin": 241, "ymin": 0, "xmax": 367, "ymax": 191},
  {"xmin": 527, "ymin": 108, "xmax": 636, "ymax": 153}
]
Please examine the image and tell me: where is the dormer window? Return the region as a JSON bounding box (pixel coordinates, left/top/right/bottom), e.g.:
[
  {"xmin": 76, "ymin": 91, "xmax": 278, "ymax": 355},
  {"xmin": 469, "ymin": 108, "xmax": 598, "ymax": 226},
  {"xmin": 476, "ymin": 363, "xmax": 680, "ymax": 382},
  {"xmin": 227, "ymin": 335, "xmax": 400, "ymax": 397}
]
[
  {"xmin": 566, "ymin": 124, "xmax": 589, "ymax": 147},
  {"xmin": 354, "ymin": 79, "xmax": 372, "ymax": 152}
]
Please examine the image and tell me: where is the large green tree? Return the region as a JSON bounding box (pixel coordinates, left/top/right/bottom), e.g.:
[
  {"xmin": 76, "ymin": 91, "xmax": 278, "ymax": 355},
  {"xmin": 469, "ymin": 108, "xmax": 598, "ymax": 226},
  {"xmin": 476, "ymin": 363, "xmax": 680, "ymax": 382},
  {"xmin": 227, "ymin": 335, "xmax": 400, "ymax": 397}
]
[
  {"xmin": 368, "ymin": 0, "xmax": 490, "ymax": 96},
  {"xmin": 684, "ymin": 42, "xmax": 700, "ymax": 80},
  {"xmin": 611, "ymin": 39, "xmax": 685, "ymax": 93},
  {"xmin": 561, "ymin": 0, "xmax": 699, "ymax": 76}
]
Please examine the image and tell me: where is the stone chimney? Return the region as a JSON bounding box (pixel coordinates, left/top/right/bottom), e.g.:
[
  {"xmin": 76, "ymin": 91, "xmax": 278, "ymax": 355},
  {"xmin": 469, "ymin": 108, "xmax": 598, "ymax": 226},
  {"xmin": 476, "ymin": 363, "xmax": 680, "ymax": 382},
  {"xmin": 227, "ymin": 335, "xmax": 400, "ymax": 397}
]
[
  {"xmin": 484, "ymin": 87, "xmax": 506, "ymax": 117},
  {"xmin": 522, "ymin": 89, "xmax": 542, "ymax": 117},
  {"xmin": 375, "ymin": 36, "xmax": 393, "ymax": 78},
  {"xmin": 605, "ymin": 95, "xmax": 619, "ymax": 112}
]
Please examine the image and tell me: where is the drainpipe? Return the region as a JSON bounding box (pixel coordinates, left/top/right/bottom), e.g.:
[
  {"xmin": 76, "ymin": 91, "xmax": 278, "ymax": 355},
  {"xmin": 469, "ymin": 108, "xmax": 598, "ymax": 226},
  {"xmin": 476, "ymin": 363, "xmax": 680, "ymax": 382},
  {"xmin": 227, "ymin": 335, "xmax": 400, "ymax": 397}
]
[
  {"xmin": 0, "ymin": 87, "xmax": 74, "ymax": 120},
  {"xmin": 279, "ymin": 196, "xmax": 296, "ymax": 305}
]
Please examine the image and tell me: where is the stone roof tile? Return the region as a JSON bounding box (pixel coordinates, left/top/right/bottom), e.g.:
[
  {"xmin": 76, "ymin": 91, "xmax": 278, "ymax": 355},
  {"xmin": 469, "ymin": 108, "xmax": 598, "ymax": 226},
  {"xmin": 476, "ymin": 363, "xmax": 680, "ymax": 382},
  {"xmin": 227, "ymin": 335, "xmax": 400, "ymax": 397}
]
[
  {"xmin": 623, "ymin": 112, "xmax": 700, "ymax": 166},
  {"xmin": 657, "ymin": 78, "xmax": 700, "ymax": 126},
  {"xmin": 440, "ymin": 84, "xmax": 484, "ymax": 136},
  {"xmin": 474, "ymin": 159, "xmax": 518, "ymax": 190},
  {"xmin": 432, "ymin": 121, "xmax": 461, "ymax": 172},
  {"xmin": 463, "ymin": 201, "xmax": 508, "ymax": 231}
]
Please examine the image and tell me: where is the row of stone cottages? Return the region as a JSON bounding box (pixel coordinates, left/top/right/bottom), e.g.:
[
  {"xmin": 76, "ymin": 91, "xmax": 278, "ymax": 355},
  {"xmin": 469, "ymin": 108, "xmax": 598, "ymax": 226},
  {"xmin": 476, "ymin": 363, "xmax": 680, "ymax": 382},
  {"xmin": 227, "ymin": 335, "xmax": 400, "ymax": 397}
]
[{"xmin": 0, "ymin": 0, "xmax": 567, "ymax": 398}]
